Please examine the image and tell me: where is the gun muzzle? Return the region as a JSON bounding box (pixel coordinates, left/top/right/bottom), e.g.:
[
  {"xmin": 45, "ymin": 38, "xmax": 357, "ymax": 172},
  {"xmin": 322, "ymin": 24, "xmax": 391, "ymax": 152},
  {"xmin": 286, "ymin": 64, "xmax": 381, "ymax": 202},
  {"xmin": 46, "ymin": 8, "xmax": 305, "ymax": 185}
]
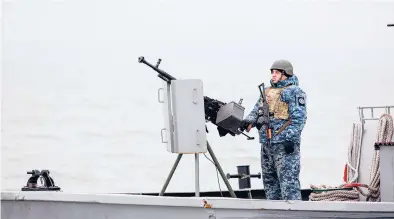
[{"xmin": 138, "ymin": 56, "xmax": 145, "ymax": 63}]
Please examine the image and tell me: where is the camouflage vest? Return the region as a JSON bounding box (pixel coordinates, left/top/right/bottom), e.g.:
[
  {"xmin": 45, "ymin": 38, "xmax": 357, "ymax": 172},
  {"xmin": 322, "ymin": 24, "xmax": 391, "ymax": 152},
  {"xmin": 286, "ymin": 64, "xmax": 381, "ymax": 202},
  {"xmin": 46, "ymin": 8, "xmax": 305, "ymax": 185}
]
[{"xmin": 261, "ymin": 86, "xmax": 290, "ymax": 120}]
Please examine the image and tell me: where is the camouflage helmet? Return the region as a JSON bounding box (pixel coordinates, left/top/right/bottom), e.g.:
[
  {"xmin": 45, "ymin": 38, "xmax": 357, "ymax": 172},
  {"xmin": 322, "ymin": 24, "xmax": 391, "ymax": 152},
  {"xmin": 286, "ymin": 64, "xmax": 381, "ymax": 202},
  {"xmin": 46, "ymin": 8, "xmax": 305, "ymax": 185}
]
[{"xmin": 270, "ymin": 59, "xmax": 293, "ymax": 76}]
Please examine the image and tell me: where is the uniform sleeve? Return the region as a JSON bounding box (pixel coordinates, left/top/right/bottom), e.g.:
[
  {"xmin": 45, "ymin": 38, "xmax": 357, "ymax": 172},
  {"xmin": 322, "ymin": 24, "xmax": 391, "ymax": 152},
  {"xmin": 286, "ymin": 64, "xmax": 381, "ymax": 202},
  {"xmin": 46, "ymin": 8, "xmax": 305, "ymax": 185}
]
[
  {"xmin": 281, "ymin": 88, "xmax": 307, "ymax": 142},
  {"xmin": 244, "ymin": 98, "xmax": 261, "ymax": 126}
]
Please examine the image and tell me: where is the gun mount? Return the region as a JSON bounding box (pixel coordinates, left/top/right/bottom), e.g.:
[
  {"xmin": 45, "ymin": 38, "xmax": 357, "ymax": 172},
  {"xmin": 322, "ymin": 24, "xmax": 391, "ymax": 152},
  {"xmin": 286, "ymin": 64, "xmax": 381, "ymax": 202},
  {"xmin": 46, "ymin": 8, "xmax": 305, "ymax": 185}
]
[
  {"xmin": 226, "ymin": 165, "xmax": 261, "ymax": 199},
  {"xmin": 226, "ymin": 165, "xmax": 261, "ymax": 190},
  {"xmin": 138, "ymin": 56, "xmax": 254, "ymax": 140},
  {"xmin": 21, "ymin": 169, "xmax": 61, "ymax": 191}
]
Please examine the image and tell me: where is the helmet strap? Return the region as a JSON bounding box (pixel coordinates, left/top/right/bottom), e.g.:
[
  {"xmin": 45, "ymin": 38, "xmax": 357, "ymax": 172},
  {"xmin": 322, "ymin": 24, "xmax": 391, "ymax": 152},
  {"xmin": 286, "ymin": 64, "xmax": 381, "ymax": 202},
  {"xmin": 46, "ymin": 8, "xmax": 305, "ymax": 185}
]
[
  {"xmin": 283, "ymin": 71, "xmax": 292, "ymax": 77},
  {"xmin": 280, "ymin": 70, "xmax": 286, "ymax": 81}
]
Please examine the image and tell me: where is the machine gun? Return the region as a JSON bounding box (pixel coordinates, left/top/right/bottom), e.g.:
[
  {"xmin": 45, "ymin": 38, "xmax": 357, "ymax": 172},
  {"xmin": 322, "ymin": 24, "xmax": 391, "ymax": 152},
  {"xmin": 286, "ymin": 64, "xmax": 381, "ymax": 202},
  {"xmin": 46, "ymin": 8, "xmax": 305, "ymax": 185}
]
[
  {"xmin": 138, "ymin": 56, "xmax": 254, "ymax": 140},
  {"xmin": 138, "ymin": 56, "xmax": 251, "ymax": 198}
]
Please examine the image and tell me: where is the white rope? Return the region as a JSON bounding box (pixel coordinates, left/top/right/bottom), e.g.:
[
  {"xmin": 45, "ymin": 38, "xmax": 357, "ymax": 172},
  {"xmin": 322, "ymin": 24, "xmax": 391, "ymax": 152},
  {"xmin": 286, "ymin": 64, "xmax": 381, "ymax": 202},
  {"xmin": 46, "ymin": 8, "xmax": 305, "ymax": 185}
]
[
  {"xmin": 309, "ymin": 114, "xmax": 393, "ymax": 202},
  {"xmin": 366, "ymin": 113, "xmax": 393, "ymax": 202},
  {"xmin": 309, "ymin": 123, "xmax": 362, "ymax": 201},
  {"xmin": 346, "ymin": 123, "xmax": 363, "ymax": 183},
  {"xmin": 309, "ymin": 184, "xmax": 361, "ymax": 201}
]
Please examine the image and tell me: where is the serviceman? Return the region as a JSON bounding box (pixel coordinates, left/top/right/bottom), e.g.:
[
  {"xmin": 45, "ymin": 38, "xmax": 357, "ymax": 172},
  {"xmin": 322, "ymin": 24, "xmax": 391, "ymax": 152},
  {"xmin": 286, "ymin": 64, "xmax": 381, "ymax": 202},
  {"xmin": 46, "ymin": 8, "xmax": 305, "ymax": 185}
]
[{"xmin": 240, "ymin": 59, "xmax": 307, "ymax": 200}]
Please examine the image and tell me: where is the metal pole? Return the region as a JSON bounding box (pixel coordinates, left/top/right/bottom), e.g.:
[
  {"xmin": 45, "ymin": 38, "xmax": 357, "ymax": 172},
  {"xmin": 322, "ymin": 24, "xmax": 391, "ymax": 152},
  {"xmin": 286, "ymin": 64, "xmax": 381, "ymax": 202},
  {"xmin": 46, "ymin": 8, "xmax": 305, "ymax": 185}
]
[
  {"xmin": 159, "ymin": 154, "xmax": 183, "ymax": 196},
  {"xmin": 248, "ymin": 190, "xmax": 253, "ymax": 199},
  {"xmin": 207, "ymin": 141, "xmax": 237, "ymax": 198},
  {"xmin": 195, "ymin": 153, "xmax": 200, "ymax": 197}
]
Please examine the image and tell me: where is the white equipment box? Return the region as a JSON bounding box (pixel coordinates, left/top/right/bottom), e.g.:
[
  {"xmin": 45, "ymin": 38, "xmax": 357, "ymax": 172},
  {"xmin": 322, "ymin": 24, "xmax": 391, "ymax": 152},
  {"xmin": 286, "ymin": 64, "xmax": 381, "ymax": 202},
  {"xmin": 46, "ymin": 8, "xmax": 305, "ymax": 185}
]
[{"xmin": 159, "ymin": 79, "xmax": 207, "ymax": 154}]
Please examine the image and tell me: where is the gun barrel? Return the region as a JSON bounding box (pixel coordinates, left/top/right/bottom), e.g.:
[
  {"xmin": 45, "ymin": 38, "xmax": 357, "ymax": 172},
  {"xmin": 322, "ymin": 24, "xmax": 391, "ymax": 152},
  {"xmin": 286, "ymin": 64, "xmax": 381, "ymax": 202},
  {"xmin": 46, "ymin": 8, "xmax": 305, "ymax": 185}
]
[
  {"xmin": 138, "ymin": 56, "xmax": 176, "ymax": 81},
  {"xmin": 388, "ymin": 24, "xmax": 394, "ymax": 27}
]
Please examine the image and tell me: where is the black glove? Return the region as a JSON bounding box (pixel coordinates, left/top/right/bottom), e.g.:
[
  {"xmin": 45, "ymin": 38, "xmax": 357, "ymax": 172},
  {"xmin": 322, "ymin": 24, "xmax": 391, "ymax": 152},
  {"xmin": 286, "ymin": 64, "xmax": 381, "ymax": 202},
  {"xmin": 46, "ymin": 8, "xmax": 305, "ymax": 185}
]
[
  {"xmin": 239, "ymin": 120, "xmax": 251, "ymax": 132},
  {"xmin": 256, "ymin": 117, "xmax": 264, "ymax": 130},
  {"xmin": 283, "ymin": 141, "xmax": 295, "ymax": 154}
]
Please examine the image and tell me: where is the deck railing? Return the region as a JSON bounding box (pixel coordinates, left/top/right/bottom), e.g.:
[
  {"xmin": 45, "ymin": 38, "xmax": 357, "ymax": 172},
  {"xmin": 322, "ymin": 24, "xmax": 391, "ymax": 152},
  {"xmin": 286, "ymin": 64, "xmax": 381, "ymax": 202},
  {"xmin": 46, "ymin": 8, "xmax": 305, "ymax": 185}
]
[{"xmin": 358, "ymin": 106, "xmax": 394, "ymax": 130}]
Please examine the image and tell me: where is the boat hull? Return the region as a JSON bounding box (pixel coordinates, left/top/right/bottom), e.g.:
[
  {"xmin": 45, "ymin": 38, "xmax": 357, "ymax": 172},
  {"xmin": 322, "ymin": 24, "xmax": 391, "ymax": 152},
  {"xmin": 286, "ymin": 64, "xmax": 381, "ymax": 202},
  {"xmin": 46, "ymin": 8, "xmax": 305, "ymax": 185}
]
[{"xmin": 2, "ymin": 191, "xmax": 394, "ymax": 219}]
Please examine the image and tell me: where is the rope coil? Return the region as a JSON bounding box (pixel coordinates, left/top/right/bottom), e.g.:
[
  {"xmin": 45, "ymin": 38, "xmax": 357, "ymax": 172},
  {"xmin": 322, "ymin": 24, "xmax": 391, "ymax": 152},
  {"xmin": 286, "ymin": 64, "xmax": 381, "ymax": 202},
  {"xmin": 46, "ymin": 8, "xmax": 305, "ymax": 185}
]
[
  {"xmin": 367, "ymin": 113, "xmax": 393, "ymax": 202},
  {"xmin": 346, "ymin": 123, "xmax": 363, "ymax": 183},
  {"xmin": 309, "ymin": 114, "xmax": 393, "ymax": 202},
  {"xmin": 309, "ymin": 184, "xmax": 360, "ymax": 201}
]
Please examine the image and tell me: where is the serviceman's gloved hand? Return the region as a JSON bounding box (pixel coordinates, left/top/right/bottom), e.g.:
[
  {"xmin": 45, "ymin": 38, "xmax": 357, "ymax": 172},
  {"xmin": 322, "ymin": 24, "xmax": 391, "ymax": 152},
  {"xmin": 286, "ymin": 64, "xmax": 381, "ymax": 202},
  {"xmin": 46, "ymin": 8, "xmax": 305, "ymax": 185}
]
[
  {"xmin": 283, "ymin": 141, "xmax": 295, "ymax": 154},
  {"xmin": 239, "ymin": 120, "xmax": 251, "ymax": 132}
]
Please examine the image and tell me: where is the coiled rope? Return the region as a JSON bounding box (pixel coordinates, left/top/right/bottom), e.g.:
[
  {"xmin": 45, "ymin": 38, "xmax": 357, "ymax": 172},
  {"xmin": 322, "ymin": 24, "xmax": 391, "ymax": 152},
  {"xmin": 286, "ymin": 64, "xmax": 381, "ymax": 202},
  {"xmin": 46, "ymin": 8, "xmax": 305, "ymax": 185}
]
[
  {"xmin": 366, "ymin": 113, "xmax": 393, "ymax": 201},
  {"xmin": 346, "ymin": 123, "xmax": 363, "ymax": 183},
  {"xmin": 309, "ymin": 123, "xmax": 363, "ymax": 201},
  {"xmin": 309, "ymin": 114, "xmax": 393, "ymax": 202}
]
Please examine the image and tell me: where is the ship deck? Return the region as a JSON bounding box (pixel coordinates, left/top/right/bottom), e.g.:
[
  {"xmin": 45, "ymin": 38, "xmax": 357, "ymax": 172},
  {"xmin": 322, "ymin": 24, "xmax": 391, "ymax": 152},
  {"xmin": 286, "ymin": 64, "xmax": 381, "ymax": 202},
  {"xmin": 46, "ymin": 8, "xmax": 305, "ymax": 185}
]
[{"xmin": 2, "ymin": 191, "xmax": 394, "ymax": 219}]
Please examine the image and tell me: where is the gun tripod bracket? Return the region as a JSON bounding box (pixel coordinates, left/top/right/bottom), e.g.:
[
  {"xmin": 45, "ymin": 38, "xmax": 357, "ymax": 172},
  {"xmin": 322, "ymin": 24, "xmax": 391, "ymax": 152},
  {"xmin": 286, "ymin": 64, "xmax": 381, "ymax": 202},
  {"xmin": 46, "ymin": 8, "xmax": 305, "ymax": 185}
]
[{"xmin": 21, "ymin": 169, "xmax": 61, "ymax": 191}]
